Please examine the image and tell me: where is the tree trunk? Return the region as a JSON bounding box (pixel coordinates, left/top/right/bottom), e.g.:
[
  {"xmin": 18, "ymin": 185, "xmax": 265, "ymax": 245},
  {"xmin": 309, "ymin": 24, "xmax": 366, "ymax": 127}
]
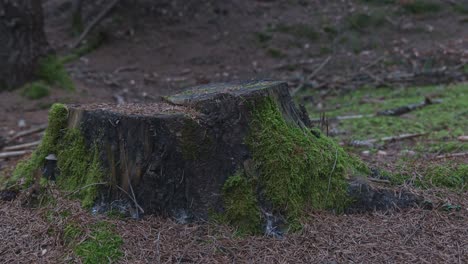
[{"xmin": 0, "ymin": 0, "xmax": 49, "ymax": 90}]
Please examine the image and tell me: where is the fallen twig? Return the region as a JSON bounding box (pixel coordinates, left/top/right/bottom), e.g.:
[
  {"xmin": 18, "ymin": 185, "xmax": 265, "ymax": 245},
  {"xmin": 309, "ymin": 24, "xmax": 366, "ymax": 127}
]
[
  {"xmin": 7, "ymin": 124, "xmax": 47, "ymax": 143},
  {"xmin": 310, "ymin": 114, "xmax": 375, "ymax": 123},
  {"xmin": 292, "ymin": 56, "xmax": 331, "ymax": 96},
  {"xmin": 71, "ymin": 0, "xmax": 120, "ymax": 48},
  {"xmin": 113, "ymin": 65, "xmax": 138, "ymax": 74},
  {"xmin": 368, "ymin": 178, "xmax": 391, "ymax": 184},
  {"xmin": 0, "ymin": 150, "xmax": 31, "ymax": 159},
  {"xmin": 350, "ymin": 133, "xmax": 428, "ymax": 147},
  {"xmin": 378, "ymin": 97, "xmax": 441, "ymax": 116},
  {"xmin": 435, "ymin": 152, "xmax": 468, "ymax": 160},
  {"xmin": 3, "ymin": 140, "xmax": 41, "ymax": 151}
]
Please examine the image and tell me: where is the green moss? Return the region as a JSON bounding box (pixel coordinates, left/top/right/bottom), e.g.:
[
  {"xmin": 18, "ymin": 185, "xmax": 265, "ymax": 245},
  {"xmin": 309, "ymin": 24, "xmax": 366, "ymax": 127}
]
[
  {"xmin": 454, "ymin": 3, "xmax": 468, "ymax": 14},
  {"xmin": 347, "ymin": 12, "xmax": 386, "ymax": 31},
  {"xmin": 422, "ymin": 164, "xmax": 467, "ymax": 190},
  {"xmin": 37, "ymin": 55, "xmax": 74, "ymax": 91},
  {"xmin": 11, "ymin": 103, "xmax": 68, "ymax": 186},
  {"xmin": 266, "ymin": 48, "xmax": 286, "ymax": 58},
  {"xmin": 255, "ymin": 32, "xmax": 273, "ymax": 46},
  {"xmin": 307, "ymin": 84, "xmax": 468, "ymax": 146},
  {"xmin": 401, "ymin": 0, "xmax": 442, "ymax": 14},
  {"xmin": 10, "ymin": 103, "xmax": 106, "ymax": 208},
  {"xmin": 274, "ymin": 23, "xmax": 320, "ymax": 41},
  {"xmin": 64, "ymin": 223, "xmax": 83, "ymax": 244},
  {"xmin": 69, "ymin": 222, "xmax": 123, "ymax": 264},
  {"xmin": 222, "ymin": 173, "xmax": 262, "ymax": 235},
  {"xmin": 247, "ymin": 98, "xmax": 362, "ymax": 224},
  {"xmin": 21, "ymin": 81, "xmax": 50, "ymax": 100},
  {"xmin": 56, "ymin": 130, "xmax": 105, "ymax": 208}
]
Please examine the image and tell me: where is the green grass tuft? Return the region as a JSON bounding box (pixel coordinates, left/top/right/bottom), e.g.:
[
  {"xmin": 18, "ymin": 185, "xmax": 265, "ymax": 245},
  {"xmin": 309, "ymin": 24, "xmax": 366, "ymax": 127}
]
[
  {"xmin": 266, "ymin": 48, "xmax": 286, "ymax": 58},
  {"xmin": 254, "ymin": 32, "xmax": 273, "ymax": 46},
  {"xmin": 68, "ymin": 222, "xmax": 123, "ymax": 264},
  {"xmin": 37, "ymin": 55, "xmax": 74, "ymax": 91},
  {"xmin": 401, "ymin": 0, "xmax": 442, "ymax": 14},
  {"xmin": 21, "ymin": 81, "xmax": 50, "ymax": 100},
  {"xmin": 222, "ymin": 172, "xmax": 262, "ymax": 235},
  {"xmin": 347, "ymin": 12, "xmax": 386, "ymax": 31},
  {"xmin": 308, "ymin": 84, "xmax": 468, "ymax": 146},
  {"xmin": 274, "ymin": 23, "xmax": 320, "ymax": 41},
  {"xmin": 422, "ymin": 164, "xmax": 467, "ymax": 190}
]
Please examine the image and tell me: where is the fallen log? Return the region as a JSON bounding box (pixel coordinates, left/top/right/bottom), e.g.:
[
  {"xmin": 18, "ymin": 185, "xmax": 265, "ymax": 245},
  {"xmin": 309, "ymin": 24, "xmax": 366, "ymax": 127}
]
[{"xmin": 10, "ymin": 81, "xmax": 421, "ymax": 234}]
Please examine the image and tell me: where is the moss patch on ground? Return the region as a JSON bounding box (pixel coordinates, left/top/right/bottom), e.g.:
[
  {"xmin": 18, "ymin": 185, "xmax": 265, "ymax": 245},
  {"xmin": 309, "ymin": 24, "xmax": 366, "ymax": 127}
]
[
  {"xmin": 64, "ymin": 221, "xmax": 123, "ymax": 264},
  {"xmin": 306, "ymin": 84, "xmax": 467, "ymax": 150},
  {"xmin": 37, "ymin": 55, "xmax": 75, "ymax": 91},
  {"xmin": 21, "ymin": 81, "xmax": 50, "ymax": 100},
  {"xmin": 73, "ymin": 222, "xmax": 123, "ymax": 264},
  {"xmin": 303, "ymin": 83, "xmax": 467, "ymax": 191},
  {"xmin": 387, "ymin": 162, "xmax": 468, "ymax": 191}
]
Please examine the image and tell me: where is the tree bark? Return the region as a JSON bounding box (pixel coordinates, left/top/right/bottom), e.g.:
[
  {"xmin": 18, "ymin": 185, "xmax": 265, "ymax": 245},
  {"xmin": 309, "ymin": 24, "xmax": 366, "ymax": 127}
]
[{"xmin": 0, "ymin": 0, "xmax": 49, "ymax": 90}]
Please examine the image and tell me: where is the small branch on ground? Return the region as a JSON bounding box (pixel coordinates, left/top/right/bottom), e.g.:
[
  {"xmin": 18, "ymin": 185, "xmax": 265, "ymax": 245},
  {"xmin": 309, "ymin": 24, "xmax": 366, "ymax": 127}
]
[
  {"xmin": 3, "ymin": 140, "xmax": 41, "ymax": 151},
  {"xmin": 350, "ymin": 132, "xmax": 428, "ymax": 147},
  {"xmin": 291, "ymin": 56, "xmax": 331, "ymax": 96},
  {"xmin": 7, "ymin": 124, "xmax": 47, "ymax": 143},
  {"xmin": 435, "ymin": 152, "xmax": 468, "ymax": 160},
  {"xmin": 71, "ymin": 0, "xmax": 120, "ymax": 49},
  {"xmin": 0, "ymin": 150, "xmax": 32, "ymax": 159},
  {"xmin": 378, "ymin": 97, "xmax": 442, "ymax": 116},
  {"xmin": 310, "ymin": 114, "xmax": 375, "ymax": 123}
]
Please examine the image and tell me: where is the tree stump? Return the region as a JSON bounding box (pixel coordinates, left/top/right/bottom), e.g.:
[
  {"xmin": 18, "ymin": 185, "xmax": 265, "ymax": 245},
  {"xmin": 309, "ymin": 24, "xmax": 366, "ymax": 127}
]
[{"xmin": 12, "ymin": 80, "xmax": 420, "ymax": 234}]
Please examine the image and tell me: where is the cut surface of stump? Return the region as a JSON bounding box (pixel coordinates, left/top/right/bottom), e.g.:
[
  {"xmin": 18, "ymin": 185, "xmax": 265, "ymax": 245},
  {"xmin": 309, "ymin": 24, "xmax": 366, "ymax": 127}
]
[{"xmin": 11, "ymin": 80, "xmax": 421, "ymax": 234}]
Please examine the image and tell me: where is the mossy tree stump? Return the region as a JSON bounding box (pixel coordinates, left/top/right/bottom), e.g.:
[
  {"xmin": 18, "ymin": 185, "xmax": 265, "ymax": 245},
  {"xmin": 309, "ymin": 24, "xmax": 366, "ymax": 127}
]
[{"xmin": 12, "ymin": 81, "xmax": 420, "ymax": 234}]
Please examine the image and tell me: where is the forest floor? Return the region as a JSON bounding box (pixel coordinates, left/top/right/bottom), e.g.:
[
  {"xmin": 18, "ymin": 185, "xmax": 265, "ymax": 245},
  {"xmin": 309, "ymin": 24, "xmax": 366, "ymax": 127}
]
[{"xmin": 0, "ymin": 0, "xmax": 467, "ymax": 263}]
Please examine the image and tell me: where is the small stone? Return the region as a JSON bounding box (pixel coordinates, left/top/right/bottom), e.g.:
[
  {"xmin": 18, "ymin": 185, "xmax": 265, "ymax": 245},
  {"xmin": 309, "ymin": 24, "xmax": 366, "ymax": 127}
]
[
  {"xmin": 400, "ymin": 150, "xmax": 416, "ymax": 156},
  {"xmin": 377, "ymin": 150, "xmax": 387, "ymax": 156},
  {"xmin": 41, "ymin": 249, "xmax": 47, "ymax": 256},
  {"xmin": 458, "ymin": 136, "xmax": 468, "ymax": 142},
  {"xmin": 361, "ymin": 150, "xmax": 370, "ymax": 156},
  {"xmin": 130, "ymin": 80, "xmax": 136, "ymax": 85},
  {"xmin": 17, "ymin": 119, "xmax": 26, "ymax": 128}
]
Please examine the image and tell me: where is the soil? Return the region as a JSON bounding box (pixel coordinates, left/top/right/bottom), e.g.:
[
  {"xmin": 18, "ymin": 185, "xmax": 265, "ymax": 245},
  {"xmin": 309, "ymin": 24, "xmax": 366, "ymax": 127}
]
[{"xmin": 1, "ymin": 0, "xmax": 467, "ymax": 263}]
